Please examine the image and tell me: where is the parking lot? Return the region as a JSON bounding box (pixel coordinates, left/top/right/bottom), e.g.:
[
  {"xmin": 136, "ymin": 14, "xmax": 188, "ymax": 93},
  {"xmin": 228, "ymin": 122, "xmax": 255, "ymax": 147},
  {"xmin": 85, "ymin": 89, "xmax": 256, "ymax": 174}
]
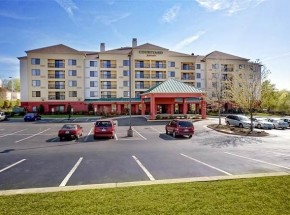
[{"xmin": 0, "ymin": 116, "xmax": 290, "ymax": 191}]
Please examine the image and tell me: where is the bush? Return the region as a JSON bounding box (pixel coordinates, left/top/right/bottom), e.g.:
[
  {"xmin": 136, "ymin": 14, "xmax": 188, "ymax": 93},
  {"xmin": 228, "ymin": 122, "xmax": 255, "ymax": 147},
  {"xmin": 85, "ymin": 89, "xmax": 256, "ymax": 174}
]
[{"xmin": 155, "ymin": 115, "xmax": 161, "ymax": 120}]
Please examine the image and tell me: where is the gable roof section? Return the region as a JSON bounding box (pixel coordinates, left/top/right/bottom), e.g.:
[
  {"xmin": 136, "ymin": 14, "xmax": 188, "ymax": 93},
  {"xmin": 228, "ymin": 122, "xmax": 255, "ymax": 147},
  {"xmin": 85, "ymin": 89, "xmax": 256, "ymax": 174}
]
[
  {"xmin": 26, "ymin": 44, "xmax": 82, "ymax": 54},
  {"xmin": 142, "ymin": 78, "xmax": 203, "ymax": 95},
  {"xmin": 134, "ymin": 43, "xmax": 168, "ymax": 50},
  {"xmin": 202, "ymin": 51, "xmax": 249, "ymax": 61},
  {"xmin": 101, "ymin": 47, "xmax": 132, "ymax": 55}
]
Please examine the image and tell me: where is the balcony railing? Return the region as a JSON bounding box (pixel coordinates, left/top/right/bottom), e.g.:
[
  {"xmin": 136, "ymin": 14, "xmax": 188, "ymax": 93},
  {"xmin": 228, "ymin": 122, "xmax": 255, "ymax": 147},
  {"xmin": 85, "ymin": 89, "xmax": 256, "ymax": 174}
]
[
  {"xmin": 48, "ymin": 84, "xmax": 65, "ymax": 89},
  {"xmin": 135, "ymin": 74, "xmax": 150, "ymax": 79},
  {"xmin": 222, "ymin": 68, "xmax": 234, "ymax": 72},
  {"xmin": 48, "ymin": 74, "xmax": 65, "ymax": 79},
  {"xmin": 48, "ymin": 95, "xmax": 65, "ymax": 100},
  {"xmin": 101, "ymin": 85, "xmax": 117, "ymax": 89},
  {"xmin": 182, "ymin": 65, "xmax": 195, "ymax": 70},
  {"xmin": 150, "ymin": 63, "xmax": 166, "ymax": 69},
  {"xmin": 100, "ymin": 74, "xmax": 117, "ymax": 79},
  {"xmin": 151, "ymin": 74, "xmax": 166, "ymax": 79},
  {"xmin": 135, "ymin": 85, "xmax": 150, "ymax": 89},
  {"xmin": 101, "ymin": 95, "xmax": 117, "ymax": 98},
  {"xmin": 181, "ymin": 76, "xmax": 195, "ymax": 80},
  {"xmin": 48, "ymin": 63, "xmax": 65, "ymax": 68},
  {"xmin": 100, "ymin": 63, "xmax": 117, "ymax": 68},
  {"xmin": 135, "ymin": 63, "xmax": 150, "ymax": 68}
]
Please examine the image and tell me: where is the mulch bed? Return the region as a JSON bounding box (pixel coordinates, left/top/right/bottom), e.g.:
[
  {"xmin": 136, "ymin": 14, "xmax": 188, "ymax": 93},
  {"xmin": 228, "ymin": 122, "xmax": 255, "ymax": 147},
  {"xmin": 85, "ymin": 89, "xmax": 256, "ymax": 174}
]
[{"xmin": 207, "ymin": 124, "xmax": 270, "ymax": 137}]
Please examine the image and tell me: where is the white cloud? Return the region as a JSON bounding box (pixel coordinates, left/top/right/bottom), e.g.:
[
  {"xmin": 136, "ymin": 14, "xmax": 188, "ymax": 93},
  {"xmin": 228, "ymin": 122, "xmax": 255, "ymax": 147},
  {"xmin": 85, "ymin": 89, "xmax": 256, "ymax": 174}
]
[
  {"xmin": 0, "ymin": 11, "xmax": 34, "ymax": 20},
  {"xmin": 174, "ymin": 31, "xmax": 206, "ymax": 50},
  {"xmin": 95, "ymin": 13, "xmax": 131, "ymax": 25},
  {"xmin": 0, "ymin": 56, "xmax": 18, "ymax": 65},
  {"xmin": 262, "ymin": 51, "xmax": 290, "ymax": 62},
  {"xmin": 54, "ymin": 0, "xmax": 78, "ymax": 18},
  {"xmin": 162, "ymin": 5, "xmax": 181, "ymax": 23},
  {"xmin": 195, "ymin": 0, "xmax": 266, "ymax": 15}
]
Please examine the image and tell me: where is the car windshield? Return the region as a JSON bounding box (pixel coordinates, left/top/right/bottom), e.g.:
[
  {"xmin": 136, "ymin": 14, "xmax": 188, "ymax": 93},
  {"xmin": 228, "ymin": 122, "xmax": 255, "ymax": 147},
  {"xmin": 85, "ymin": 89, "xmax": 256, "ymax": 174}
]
[
  {"xmin": 62, "ymin": 124, "xmax": 76, "ymax": 129},
  {"xmin": 95, "ymin": 121, "xmax": 112, "ymax": 127},
  {"xmin": 178, "ymin": 121, "xmax": 193, "ymax": 127},
  {"xmin": 238, "ymin": 116, "xmax": 250, "ymax": 121}
]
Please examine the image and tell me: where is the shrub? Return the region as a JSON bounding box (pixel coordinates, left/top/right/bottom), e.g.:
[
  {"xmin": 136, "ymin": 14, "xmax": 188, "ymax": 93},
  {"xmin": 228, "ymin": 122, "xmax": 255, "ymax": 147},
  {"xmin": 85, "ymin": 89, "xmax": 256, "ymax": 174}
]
[{"xmin": 155, "ymin": 115, "xmax": 161, "ymax": 120}]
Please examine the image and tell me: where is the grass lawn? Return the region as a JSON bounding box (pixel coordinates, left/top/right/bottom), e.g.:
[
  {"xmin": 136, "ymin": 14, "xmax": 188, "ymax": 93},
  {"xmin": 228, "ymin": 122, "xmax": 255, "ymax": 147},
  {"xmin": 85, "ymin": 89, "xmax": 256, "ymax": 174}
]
[{"xmin": 0, "ymin": 176, "xmax": 289, "ymax": 215}]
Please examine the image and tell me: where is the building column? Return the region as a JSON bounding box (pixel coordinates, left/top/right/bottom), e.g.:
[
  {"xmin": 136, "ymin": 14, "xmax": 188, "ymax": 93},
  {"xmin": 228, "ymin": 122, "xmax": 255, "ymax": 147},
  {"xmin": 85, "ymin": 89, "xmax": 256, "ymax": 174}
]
[
  {"xmin": 195, "ymin": 103, "xmax": 200, "ymax": 114},
  {"xmin": 141, "ymin": 98, "xmax": 145, "ymax": 115},
  {"xmin": 170, "ymin": 103, "xmax": 174, "ymax": 115},
  {"xmin": 182, "ymin": 98, "xmax": 188, "ymax": 114},
  {"xmin": 150, "ymin": 94, "xmax": 156, "ymax": 120},
  {"xmin": 135, "ymin": 104, "xmax": 139, "ymax": 114},
  {"xmin": 201, "ymin": 99, "xmax": 207, "ymax": 119},
  {"xmin": 117, "ymin": 104, "xmax": 121, "ymax": 114}
]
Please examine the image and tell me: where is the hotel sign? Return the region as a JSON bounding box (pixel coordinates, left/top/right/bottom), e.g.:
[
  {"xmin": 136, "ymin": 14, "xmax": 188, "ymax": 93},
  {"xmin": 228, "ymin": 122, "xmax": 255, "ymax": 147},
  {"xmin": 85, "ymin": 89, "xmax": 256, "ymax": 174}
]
[{"xmin": 139, "ymin": 50, "xmax": 163, "ymax": 56}]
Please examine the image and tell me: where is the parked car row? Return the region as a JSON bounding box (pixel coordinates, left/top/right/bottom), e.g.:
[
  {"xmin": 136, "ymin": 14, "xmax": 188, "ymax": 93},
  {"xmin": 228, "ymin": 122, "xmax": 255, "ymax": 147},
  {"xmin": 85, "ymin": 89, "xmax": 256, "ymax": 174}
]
[{"xmin": 225, "ymin": 114, "xmax": 290, "ymax": 130}]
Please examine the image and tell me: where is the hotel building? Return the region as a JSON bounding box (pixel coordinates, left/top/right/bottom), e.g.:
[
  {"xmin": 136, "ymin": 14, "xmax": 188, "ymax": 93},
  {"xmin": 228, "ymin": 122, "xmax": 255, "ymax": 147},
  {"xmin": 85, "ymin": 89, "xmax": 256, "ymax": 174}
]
[{"xmin": 18, "ymin": 38, "xmax": 259, "ymax": 115}]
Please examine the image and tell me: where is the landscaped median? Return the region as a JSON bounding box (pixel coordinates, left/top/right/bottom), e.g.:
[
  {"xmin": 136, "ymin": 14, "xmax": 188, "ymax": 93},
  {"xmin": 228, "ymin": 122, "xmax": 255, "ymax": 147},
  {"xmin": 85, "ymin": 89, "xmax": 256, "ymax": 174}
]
[{"xmin": 1, "ymin": 174, "xmax": 290, "ymax": 214}]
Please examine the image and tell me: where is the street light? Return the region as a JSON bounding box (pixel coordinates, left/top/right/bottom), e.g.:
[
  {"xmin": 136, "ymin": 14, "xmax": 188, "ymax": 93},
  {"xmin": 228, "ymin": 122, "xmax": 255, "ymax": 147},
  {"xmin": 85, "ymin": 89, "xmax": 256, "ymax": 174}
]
[
  {"xmin": 127, "ymin": 50, "xmax": 133, "ymax": 137},
  {"xmin": 9, "ymin": 77, "xmax": 13, "ymax": 101}
]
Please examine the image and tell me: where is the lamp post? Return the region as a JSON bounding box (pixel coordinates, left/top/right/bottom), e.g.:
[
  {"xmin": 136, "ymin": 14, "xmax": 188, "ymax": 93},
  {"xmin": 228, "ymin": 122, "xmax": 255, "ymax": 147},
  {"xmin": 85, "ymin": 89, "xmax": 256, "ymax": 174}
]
[
  {"xmin": 127, "ymin": 50, "xmax": 134, "ymax": 137},
  {"xmin": 9, "ymin": 77, "xmax": 13, "ymax": 101}
]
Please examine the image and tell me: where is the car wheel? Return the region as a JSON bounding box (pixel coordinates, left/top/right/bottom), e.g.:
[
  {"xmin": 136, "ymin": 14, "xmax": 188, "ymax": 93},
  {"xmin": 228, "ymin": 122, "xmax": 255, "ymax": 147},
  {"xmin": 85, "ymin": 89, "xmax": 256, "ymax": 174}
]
[
  {"xmin": 166, "ymin": 129, "xmax": 169, "ymax": 134},
  {"xmin": 189, "ymin": 135, "xmax": 192, "ymax": 138},
  {"xmin": 257, "ymin": 124, "xmax": 261, "ymax": 129},
  {"xmin": 226, "ymin": 121, "xmax": 230, "ymax": 126},
  {"xmin": 93, "ymin": 136, "xmax": 97, "ymax": 140},
  {"xmin": 239, "ymin": 123, "xmax": 243, "ymax": 128},
  {"xmin": 75, "ymin": 135, "xmax": 79, "ymax": 140},
  {"xmin": 173, "ymin": 131, "xmax": 176, "ymax": 138},
  {"xmin": 59, "ymin": 137, "xmax": 63, "ymax": 141}
]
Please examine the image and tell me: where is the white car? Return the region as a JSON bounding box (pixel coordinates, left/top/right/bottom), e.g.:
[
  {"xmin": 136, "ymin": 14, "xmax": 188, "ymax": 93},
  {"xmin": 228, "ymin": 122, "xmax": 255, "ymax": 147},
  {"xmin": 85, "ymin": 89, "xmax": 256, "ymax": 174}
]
[
  {"xmin": 253, "ymin": 118, "xmax": 273, "ymax": 129},
  {"xmin": 266, "ymin": 118, "xmax": 288, "ymax": 129},
  {"xmin": 225, "ymin": 115, "xmax": 251, "ymax": 128},
  {"xmin": 0, "ymin": 112, "xmax": 8, "ymax": 121}
]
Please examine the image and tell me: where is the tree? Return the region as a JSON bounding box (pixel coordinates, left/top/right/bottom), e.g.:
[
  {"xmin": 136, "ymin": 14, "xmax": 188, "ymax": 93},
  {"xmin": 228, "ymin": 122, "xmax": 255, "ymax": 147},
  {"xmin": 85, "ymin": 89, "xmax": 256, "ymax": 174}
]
[
  {"xmin": 2, "ymin": 78, "xmax": 20, "ymax": 92},
  {"xmin": 228, "ymin": 60, "xmax": 270, "ymax": 131},
  {"xmin": 261, "ymin": 80, "xmax": 277, "ymax": 112}
]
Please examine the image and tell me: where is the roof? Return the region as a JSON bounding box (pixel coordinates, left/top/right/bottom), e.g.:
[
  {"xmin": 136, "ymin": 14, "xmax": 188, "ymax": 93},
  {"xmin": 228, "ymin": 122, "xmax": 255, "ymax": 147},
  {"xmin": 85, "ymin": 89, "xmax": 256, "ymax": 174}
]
[
  {"xmin": 142, "ymin": 79, "xmax": 203, "ymax": 95},
  {"xmin": 202, "ymin": 51, "xmax": 249, "ymax": 61},
  {"xmin": 26, "ymin": 44, "xmax": 82, "ymax": 54},
  {"xmin": 133, "ymin": 43, "xmax": 168, "ymax": 50},
  {"xmin": 85, "ymin": 98, "xmax": 141, "ymax": 102},
  {"xmin": 101, "ymin": 47, "xmax": 132, "ymax": 55},
  {"xmin": 167, "ymin": 51, "xmax": 194, "ymax": 57}
]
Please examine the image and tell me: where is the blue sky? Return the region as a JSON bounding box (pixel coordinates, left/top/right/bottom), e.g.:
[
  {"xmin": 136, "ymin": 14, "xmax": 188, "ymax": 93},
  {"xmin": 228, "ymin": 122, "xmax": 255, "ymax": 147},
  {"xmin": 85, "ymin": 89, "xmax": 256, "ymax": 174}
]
[{"xmin": 0, "ymin": 0, "xmax": 289, "ymax": 90}]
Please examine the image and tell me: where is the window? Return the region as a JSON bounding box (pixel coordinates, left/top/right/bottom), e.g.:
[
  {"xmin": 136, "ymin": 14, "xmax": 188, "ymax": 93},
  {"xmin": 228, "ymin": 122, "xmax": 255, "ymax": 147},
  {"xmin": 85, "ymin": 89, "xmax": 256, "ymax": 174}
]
[
  {"xmin": 239, "ymin": 64, "xmax": 245, "ymax": 69},
  {"xmin": 123, "ymin": 81, "xmax": 129, "ymax": 87},
  {"xmin": 90, "ymin": 71, "xmax": 98, "ymax": 77},
  {"xmin": 31, "ymin": 58, "xmax": 40, "ymax": 65},
  {"xmin": 90, "ymin": 61, "xmax": 98, "ymax": 67},
  {"xmin": 196, "ymin": 82, "xmax": 201, "ymax": 88},
  {"xmin": 212, "ymin": 64, "xmax": 219, "ymax": 69},
  {"xmin": 68, "ymin": 70, "xmax": 77, "ymax": 76},
  {"xmin": 123, "ymin": 91, "xmax": 129, "ymax": 97},
  {"xmin": 196, "ymin": 73, "xmax": 201, "ymax": 79},
  {"xmin": 212, "ymin": 92, "xmax": 217, "ymax": 97},
  {"xmin": 90, "ymin": 81, "xmax": 98, "ymax": 87},
  {"xmin": 123, "ymin": 60, "xmax": 129, "ymax": 66},
  {"xmin": 123, "ymin": 70, "xmax": 129, "ymax": 76},
  {"xmin": 32, "ymin": 80, "xmax": 40, "ymax": 86},
  {"xmin": 69, "ymin": 80, "xmax": 77, "ymax": 87},
  {"xmin": 90, "ymin": 91, "xmax": 98, "ymax": 97},
  {"xmin": 196, "ymin": 64, "xmax": 201, "ymax": 69},
  {"xmin": 212, "ymin": 73, "xmax": 219, "ymax": 79},
  {"xmin": 32, "ymin": 91, "xmax": 41, "ymax": 97},
  {"xmin": 212, "ymin": 82, "xmax": 217, "ymax": 88},
  {"xmin": 168, "ymin": 61, "xmax": 175, "ymax": 67},
  {"xmin": 168, "ymin": 71, "xmax": 175, "ymax": 77},
  {"xmin": 32, "ymin": 69, "xmax": 40, "ymax": 76},
  {"xmin": 69, "ymin": 91, "xmax": 77, "ymax": 97},
  {"xmin": 68, "ymin": 59, "xmax": 77, "ymax": 66}
]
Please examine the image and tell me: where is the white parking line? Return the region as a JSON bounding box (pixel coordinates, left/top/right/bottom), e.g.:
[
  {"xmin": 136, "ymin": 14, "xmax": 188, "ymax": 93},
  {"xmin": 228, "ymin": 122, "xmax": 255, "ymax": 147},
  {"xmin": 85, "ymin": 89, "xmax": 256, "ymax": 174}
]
[
  {"xmin": 132, "ymin": 155, "xmax": 155, "ymax": 181},
  {"xmin": 114, "ymin": 132, "xmax": 118, "ymax": 140},
  {"xmin": 132, "ymin": 127, "xmax": 147, "ymax": 140},
  {"xmin": 225, "ymin": 152, "xmax": 290, "ymax": 170},
  {"xmin": 59, "ymin": 157, "xmax": 83, "ymax": 187},
  {"xmin": 84, "ymin": 127, "xmax": 93, "ymax": 142},
  {"xmin": 0, "ymin": 129, "xmax": 27, "ymax": 138},
  {"xmin": 0, "ymin": 159, "xmax": 26, "ymax": 173},
  {"xmin": 15, "ymin": 128, "xmax": 51, "ymax": 143},
  {"xmin": 180, "ymin": 153, "xmax": 232, "ymax": 176},
  {"xmin": 150, "ymin": 126, "xmax": 163, "ymax": 134}
]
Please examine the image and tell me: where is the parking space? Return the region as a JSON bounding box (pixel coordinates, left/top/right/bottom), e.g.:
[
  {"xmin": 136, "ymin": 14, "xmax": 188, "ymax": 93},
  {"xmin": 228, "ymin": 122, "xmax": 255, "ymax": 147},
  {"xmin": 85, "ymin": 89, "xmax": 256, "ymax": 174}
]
[{"xmin": 0, "ymin": 117, "xmax": 290, "ymax": 190}]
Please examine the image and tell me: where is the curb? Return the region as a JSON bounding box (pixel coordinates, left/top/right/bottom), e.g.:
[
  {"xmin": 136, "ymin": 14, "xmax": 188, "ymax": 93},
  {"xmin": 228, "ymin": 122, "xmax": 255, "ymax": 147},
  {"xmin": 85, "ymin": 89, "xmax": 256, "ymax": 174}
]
[{"xmin": 0, "ymin": 172, "xmax": 288, "ymax": 196}]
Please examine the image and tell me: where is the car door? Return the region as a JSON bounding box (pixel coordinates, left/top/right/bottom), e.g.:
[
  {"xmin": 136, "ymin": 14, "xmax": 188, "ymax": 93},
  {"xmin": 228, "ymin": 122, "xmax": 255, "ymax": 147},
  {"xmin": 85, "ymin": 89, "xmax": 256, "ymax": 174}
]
[{"xmin": 167, "ymin": 120, "xmax": 175, "ymax": 133}]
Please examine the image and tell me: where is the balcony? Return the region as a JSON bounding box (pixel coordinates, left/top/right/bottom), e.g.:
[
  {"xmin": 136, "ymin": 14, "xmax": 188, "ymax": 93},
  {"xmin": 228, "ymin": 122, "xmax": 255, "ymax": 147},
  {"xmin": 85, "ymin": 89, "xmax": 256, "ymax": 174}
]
[
  {"xmin": 151, "ymin": 74, "xmax": 166, "ymax": 79},
  {"xmin": 48, "ymin": 95, "xmax": 65, "ymax": 100},
  {"xmin": 181, "ymin": 65, "xmax": 195, "ymax": 70},
  {"xmin": 181, "ymin": 75, "xmax": 195, "ymax": 80},
  {"xmin": 135, "ymin": 62, "xmax": 150, "ymax": 68},
  {"xmin": 48, "ymin": 74, "xmax": 65, "ymax": 79},
  {"xmin": 48, "ymin": 84, "xmax": 65, "ymax": 89},
  {"xmin": 100, "ymin": 74, "xmax": 117, "ymax": 79},
  {"xmin": 48, "ymin": 62, "xmax": 65, "ymax": 68},
  {"xmin": 135, "ymin": 84, "xmax": 150, "ymax": 89},
  {"xmin": 135, "ymin": 74, "xmax": 150, "ymax": 79},
  {"xmin": 101, "ymin": 95, "xmax": 117, "ymax": 98},
  {"xmin": 100, "ymin": 63, "xmax": 116, "ymax": 68},
  {"xmin": 150, "ymin": 63, "xmax": 166, "ymax": 69},
  {"xmin": 101, "ymin": 85, "xmax": 117, "ymax": 89}
]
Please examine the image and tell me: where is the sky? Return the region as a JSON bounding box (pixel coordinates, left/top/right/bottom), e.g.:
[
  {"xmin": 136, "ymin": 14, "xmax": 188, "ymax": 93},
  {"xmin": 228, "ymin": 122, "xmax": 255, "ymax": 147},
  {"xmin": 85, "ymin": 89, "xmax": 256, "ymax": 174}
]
[{"xmin": 0, "ymin": 0, "xmax": 289, "ymax": 90}]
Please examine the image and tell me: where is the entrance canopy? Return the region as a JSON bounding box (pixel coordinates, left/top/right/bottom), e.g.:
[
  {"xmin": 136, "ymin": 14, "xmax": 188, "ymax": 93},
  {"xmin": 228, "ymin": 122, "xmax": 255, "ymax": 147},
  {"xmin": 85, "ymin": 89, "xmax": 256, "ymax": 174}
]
[{"xmin": 140, "ymin": 79, "xmax": 207, "ymax": 119}]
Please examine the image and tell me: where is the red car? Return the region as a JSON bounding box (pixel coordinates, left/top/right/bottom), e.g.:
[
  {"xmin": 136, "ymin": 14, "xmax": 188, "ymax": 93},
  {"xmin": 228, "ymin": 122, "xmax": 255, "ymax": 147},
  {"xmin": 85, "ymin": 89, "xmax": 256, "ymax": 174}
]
[
  {"xmin": 58, "ymin": 124, "xmax": 83, "ymax": 141},
  {"xmin": 94, "ymin": 119, "xmax": 116, "ymax": 139},
  {"xmin": 165, "ymin": 119, "xmax": 194, "ymax": 138}
]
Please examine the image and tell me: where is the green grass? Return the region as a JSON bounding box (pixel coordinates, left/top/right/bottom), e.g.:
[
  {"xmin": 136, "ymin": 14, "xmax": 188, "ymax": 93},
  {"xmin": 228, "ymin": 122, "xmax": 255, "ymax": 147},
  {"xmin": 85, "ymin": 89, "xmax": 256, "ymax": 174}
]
[{"xmin": 1, "ymin": 176, "xmax": 290, "ymax": 215}]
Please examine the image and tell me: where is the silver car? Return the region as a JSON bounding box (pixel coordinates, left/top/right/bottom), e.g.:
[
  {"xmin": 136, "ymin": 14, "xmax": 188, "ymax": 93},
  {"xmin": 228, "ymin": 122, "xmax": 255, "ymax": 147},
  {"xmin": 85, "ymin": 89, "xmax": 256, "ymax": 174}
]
[
  {"xmin": 225, "ymin": 115, "xmax": 251, "ymax": 128},
  {"xmin": 253, "ymin": 118, "xmax": 274, "ymax": 129},
  {"xmin": 266, "ymin": 119, "xmax": 288, "ymax": 129}
]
